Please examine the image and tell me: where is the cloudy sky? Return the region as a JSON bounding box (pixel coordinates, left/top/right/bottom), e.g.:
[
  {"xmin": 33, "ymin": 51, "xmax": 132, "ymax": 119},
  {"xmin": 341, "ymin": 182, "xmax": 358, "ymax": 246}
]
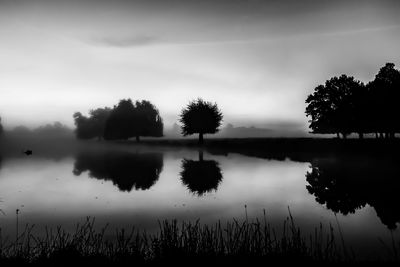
[{"xmin": 0, "ymin": 0, "xmax": 399, "ymax": 133}]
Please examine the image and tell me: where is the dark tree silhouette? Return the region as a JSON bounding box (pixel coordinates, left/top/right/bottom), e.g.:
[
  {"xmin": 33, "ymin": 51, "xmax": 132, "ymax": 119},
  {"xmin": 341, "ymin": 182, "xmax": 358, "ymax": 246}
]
[
  {"xmin": 134, "ymin": 100, "xmax": 163, "ymax": 140},
  {"xmin": 305, "ymin": 75, "xmax": 365, "ymax": 138},
  {"xmin": 367, "ymin": 63, "xmax": 400, "ymax": 139},
  {"xmin": 179, "ymin": 98, "xmax": 223, "ymax": 144},
  {"xmin": 180, "ymin": 151, "xmax": 223, "ymax": 196},
  {"xmin": 104, "ymin": 99, "xmax": 163, "ymax": 141},
  {"xmin": 73, "ymin": 107, "xmax": 111, "ymax": 140},
  {"xmin": 0, "ymin": 116, "xmax": 3, "ymax": 136},
  {"xmin": 306, "ymin": 157, "xmax": 400, "ymax": 230},
  {"xmin": 73, "ymin": 151, "xmax": 163, "ymax": 192}
]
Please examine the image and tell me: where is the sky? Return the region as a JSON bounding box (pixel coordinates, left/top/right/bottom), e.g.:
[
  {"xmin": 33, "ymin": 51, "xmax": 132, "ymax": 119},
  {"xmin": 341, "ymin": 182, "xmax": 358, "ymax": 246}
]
[{"xmin": 0, "ymin": 0, "xmax": 400, "ymax": 133}]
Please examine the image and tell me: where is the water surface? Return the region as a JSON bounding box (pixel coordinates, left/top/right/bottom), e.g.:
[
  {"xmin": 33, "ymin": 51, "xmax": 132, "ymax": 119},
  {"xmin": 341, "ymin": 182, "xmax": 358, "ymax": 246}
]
[{"xmin": 0, "ymin": 143, "xmax": 398, "ymax": 259}]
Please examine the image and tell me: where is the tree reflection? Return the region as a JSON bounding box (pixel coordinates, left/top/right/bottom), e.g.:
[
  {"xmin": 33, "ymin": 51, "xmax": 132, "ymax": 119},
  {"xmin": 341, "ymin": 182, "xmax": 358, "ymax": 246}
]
[
  {"xmin": 73, "ymin": 151, "xmax": 163, "ymax": 192},
  {"xmin": 306, "ymin": 157, "xmax": 400, "ymax": 229},
  {"xmin": 180, "ymin": 151, "xmax": 223, "ymax": 196}
]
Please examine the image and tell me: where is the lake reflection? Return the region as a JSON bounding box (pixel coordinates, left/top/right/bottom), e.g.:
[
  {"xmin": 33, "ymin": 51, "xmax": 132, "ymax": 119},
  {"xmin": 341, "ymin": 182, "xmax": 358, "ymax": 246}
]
[
  {"xmin": 0, "ymin": 145, "xmax": 399, "ymax": 259},
  {"xmin": 306, "ymin": 157, "xmax": 400, "ymax": 230},
  {"xmin": 73, "ymin": 151, "xmax": 163, "ymax": 192},
  {"xmin": 180, "ymin": 151, "xmax": 223, "ymax": 196}
]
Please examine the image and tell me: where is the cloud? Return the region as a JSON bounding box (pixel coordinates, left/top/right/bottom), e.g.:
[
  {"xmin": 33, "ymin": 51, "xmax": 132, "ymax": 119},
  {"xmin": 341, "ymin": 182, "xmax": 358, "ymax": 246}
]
[{"xmin": 92, "ymin": 34, "xmax": 160, "ymax": 47}]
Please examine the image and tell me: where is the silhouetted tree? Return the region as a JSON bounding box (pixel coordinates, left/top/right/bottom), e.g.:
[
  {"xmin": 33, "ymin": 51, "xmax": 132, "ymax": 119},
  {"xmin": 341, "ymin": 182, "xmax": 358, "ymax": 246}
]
[
  {"xmin": 305, "ymin": 75, "xmax": 365, "ymax": 138},
  {"xmin": 306, "ymin": 157, "xmax": 400, "ymax": 229},
  {"xmin": 180, "ymin": 151, "xmax": 223, "ymax": 196},
  {"xmin": 179, "ymin": 98, "xmax": 223, "ymax": 144},
  {"xmin": 73, "ymin": 151, "xmax": 163, "ymax": 192},
  {"xmin": 0, "ymin": 117, "xmax": 3, "ymax": 136},
  {"xmin": 104, "ymin": 99, "xmax": 163, "ymax": 141},
  {"xmin": 73, "ymin": 107, "xmax": 111, "ymax": 140},
  {"xmin": 134, "ymin": 100, "xmax": 163, "ymax": 140},
  {"xmin": 367, "ymin": 63, "xmax": 400, "ymax": 139}
]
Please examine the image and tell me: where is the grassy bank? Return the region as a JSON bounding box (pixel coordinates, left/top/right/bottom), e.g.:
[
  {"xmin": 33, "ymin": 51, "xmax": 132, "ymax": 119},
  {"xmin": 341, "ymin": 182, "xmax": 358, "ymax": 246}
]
[
  {"xmin": 0, "ymin": 212, "xmax": 398, "ymax": 266},
  {"xmin": 120, "ymin": 137, "xmax": 400, "ymax": 162}
]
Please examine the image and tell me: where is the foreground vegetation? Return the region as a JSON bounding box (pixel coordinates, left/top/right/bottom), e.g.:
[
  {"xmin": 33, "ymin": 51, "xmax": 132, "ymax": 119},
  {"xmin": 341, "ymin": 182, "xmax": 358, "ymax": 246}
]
[{"xmin": 0, "ymin": 213, "xmax": 398, "ymax": 266}]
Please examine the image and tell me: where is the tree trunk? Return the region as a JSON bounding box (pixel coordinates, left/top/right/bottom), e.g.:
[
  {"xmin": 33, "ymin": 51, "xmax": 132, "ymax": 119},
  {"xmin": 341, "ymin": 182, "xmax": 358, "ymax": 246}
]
[
  {"xmin": 336, "ymin": 133, "xmax": 340, "ymax": 139},
  {"xmin": 358, "ymin": 132, "xmax": 363, "ymax": 139},
  {"xmin": 379, "ymin": 133, "xmax": 384, "ymax": 139},
  {"xmin": 136, "ymin": 136, "xmax": 140, "ymax": 142},
  {"xmin": 342, "ymin": 133, "xmax": 347, "ymax": 139},
  {"xmin": 198, "ymin": 132, "xmax": 204, "ymax": 145},
  {"xmin": 198, "ymin": 150, "xmax": 204, "ymax": 162},
  {"xmin": 375, "ymin": 133, "xmax": 379, "ymax": 139}
]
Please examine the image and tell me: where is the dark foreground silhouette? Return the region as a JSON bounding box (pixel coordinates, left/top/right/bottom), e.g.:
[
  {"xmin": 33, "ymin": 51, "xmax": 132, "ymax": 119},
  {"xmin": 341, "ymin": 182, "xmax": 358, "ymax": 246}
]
[
  {"xmin": 0, "ymin": 214, "xmax": 398, "ymax": 266},
  {"xmin": 73, "ymin": 151, "xmax": 164, "ymax": 192}
]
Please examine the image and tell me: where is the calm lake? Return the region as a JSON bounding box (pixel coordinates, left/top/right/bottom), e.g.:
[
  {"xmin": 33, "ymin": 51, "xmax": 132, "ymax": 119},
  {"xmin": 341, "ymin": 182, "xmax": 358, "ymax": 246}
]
[{"xmin": 0, "ymin": 141, "xmax": 399, "ymax": 260}]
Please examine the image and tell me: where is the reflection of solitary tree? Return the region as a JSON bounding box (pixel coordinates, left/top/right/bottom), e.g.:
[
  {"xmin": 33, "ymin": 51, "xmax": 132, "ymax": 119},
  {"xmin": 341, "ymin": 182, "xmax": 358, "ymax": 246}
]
[
  {"xmin": 73, "ymin": 151, "xmax": 163, "ymax": 192},
  {"xmin": 180, "ymin": 151, "xmax": 223, "ymax": 196},
  {"xmin": 179, "ymin": 98, "xmax": 223, "ymax": 144},
  {"xmin": 306, "ymin": 158, "xmax": 400, "ymax": 229}
]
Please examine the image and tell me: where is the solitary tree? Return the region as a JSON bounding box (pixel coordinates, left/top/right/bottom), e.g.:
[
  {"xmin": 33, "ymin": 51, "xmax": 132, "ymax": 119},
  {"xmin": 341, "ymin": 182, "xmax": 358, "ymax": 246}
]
[
  {"xmin": 305, "ymin": 75, "xmax": 365, "ymax": 138},
  {"xmin": 179, "ymin": 98, "xmax": 223, "ymax": 144}
]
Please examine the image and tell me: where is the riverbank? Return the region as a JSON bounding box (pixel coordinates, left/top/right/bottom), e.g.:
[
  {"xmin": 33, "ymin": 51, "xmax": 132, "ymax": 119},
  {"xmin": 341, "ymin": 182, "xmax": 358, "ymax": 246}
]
[
  {"xmin": 119, "ymin": 137, "xmax": 400, "ymax": 162},
  {"xmin": 1, "ymin": 136, "xmax": 400, "ymax": 162}
]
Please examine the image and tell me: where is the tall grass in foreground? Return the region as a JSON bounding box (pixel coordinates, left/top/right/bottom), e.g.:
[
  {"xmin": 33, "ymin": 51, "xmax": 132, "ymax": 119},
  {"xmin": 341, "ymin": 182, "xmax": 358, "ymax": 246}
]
[{"xmin": 0, "ymin": 210, "xmax": 398, "ymax": 266}]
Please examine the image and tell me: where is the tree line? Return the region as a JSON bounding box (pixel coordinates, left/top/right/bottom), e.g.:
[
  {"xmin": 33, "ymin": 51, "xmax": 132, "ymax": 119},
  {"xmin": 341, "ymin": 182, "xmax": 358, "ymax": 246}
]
[
  {"xmin": 73, "ymin": 98, "xmax": 222, "ymax": 144},
  {"xmin": 1, "ymin": 62, "xmax": 398, "ymax": 141},
  {"xmin": 306, "ymin": 63, "xmax": 400, "ymax": 139}
]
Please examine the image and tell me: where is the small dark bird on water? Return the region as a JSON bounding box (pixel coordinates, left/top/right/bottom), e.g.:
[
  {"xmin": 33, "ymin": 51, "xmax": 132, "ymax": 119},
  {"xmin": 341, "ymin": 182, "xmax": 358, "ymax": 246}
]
[{"xmin": 23, "ymin": 150, "xmax": 33, "ymax": 156}]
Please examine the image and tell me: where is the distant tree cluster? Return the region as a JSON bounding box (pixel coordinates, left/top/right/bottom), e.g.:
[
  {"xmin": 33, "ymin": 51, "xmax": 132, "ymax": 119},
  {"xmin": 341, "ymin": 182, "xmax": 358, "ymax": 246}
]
[
  {"xmin": 306, "ymin": 63, "xmax": 400, "ymax": 138},
  {"xmin": 7, "ymin": 122, "xmax": 73, "ymax": 139},
  {"xmin": 74, "ymin": 99, "xmax": 163, "ymax": 141}
]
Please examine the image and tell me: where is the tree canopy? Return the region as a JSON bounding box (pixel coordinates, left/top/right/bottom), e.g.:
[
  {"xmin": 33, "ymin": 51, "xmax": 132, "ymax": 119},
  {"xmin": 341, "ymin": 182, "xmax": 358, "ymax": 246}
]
[
  {"xmin": 73, "ymin": 99, "xmax": 163, "ymax": 141},
  {"xmin": 179, "ymin": 98, "xmax": 223, "ymax": 144},
  {"xmin": 305, "ymin": 63, "xmax": 400, "ymax": 139},
  {"xmin": 305, "ymin": 75, "xmax": 365, "ymax": 138},
  {"xmin": 367, "ymin": 63, "xmax": 400, "ymax": 138},
  {"xmin": 103, "ymin": 99, "xmax": 163, "ymax": 141},
  {"xmin": 73, "ymin": 107, "xmax": 111, "ymax": 140}
]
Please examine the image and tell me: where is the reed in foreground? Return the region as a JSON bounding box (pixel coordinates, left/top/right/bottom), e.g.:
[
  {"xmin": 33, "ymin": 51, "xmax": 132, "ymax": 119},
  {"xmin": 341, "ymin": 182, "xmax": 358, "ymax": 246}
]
[{"xmin": 0, "ymin": 211, "xmax": 398, "ymax": 266}]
